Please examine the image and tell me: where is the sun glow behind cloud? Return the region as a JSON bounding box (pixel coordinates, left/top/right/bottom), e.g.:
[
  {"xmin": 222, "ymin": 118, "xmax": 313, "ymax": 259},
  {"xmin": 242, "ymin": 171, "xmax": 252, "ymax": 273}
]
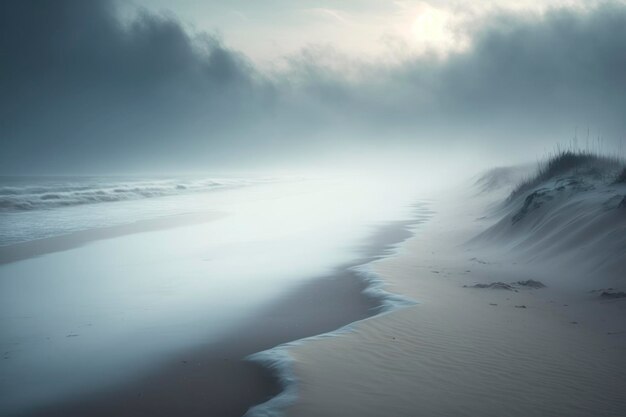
[
  {"xmin": 131, "ymin": 0, "xmax": 624, "ymax": 66},
  {"xmin": 4, "ymin": 0, "xmax": 626, "ymax": 174},
  {"xmin": 407, "ymin": 3, "xmax": 468, "ymax": 54}
]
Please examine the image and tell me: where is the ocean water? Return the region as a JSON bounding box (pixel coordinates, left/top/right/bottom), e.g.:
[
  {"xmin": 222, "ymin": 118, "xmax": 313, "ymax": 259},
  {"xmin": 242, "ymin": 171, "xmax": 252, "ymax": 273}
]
[
  {"xmin": 0, "ymin": 175, "xmax": 276, "ymax": 246},
  {"xmin": 0, "ymin": 175, "xmax": 418, "ymax": 415}
]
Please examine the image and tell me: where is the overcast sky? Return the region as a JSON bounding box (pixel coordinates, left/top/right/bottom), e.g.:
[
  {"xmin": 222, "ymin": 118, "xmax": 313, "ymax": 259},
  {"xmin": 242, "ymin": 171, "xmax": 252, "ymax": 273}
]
[
  {"xmin": 1, "ymin": 0, "xmax": 625, "ymax": 174},
  {"xmin": 131, "ymin": 0, "xmax": 617, "ymax": 64}
]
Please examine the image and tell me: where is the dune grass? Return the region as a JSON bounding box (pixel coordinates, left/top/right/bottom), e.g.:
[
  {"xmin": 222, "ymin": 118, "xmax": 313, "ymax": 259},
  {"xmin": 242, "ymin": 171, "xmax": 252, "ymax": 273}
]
[
  {"xmin": 616, "ymin": 167, "xmax": 626, "ymax": 184},
  {"xmin": 509, "ymin": 149, "xmax": 624, "ymax": 201}
]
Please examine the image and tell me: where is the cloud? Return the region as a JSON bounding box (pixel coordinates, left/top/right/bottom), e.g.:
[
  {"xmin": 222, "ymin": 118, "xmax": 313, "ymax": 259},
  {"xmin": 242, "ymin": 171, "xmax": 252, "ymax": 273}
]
[
  {"xmin": 0, "ymin": 0, "xmax": 271, "ymax": 173},
  {"xmin": 281, "ymin": 2, "xmax": 626, "ymax": 152},
  {"xmin": 303, "ymin": 8, "xmax": 351, "ymax": 24},
  {"xmin": 1, "ymin": 1, "xmax": 625, "ymax": 173}
]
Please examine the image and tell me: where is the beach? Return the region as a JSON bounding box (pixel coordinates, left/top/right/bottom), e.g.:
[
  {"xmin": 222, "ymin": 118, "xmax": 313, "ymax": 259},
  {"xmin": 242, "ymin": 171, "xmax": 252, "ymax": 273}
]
[
  {"xmin": 2, "ymin": 163, "xmax": 625, "ymax": 417},
  {"xmin": 4, "ymin": 2, "xmax": 626, "ymax": 416},
  {"xmin": 285, "ymin": 172, "xmax": 626, "ymax": 416},
  {"xmin": 18, "ymin": 219, "xmax": 426, "ymax": 417},
  {"xmin": 0, "ymin": 176, "xmax": 423, "ymax": 416}
]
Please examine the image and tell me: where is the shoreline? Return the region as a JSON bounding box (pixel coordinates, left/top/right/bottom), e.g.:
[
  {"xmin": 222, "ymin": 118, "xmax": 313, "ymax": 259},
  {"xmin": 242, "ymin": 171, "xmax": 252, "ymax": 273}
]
[
  {"xmin": 284, "ymin": 184, "xmax": 626, "ymax": 416},
  {"xmin": 0, "ymin": 211, "xmax": 227, "ymax": 265},
  {"xmin": 245, "ymin": 211, "xmax": 433, "ymax": 416},
  {"xmin": 18, "ymin": 206, "xmax": 430, "ymax": 417}
]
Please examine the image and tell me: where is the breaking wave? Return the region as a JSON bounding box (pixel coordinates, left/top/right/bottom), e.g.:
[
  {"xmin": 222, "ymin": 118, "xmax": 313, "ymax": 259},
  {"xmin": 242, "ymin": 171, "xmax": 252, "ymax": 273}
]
[{"xmin": 0, "ymin": 177, "xmax": 266, "ymax": 212}]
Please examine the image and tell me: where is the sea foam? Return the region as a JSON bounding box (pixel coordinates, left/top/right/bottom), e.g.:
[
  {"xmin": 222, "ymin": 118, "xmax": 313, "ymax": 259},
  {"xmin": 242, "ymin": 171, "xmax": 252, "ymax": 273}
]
[
  {"xmin": 0, "ymin": 177, "xmax": 265, "ymax": 212},
  {"xmin": 243, "ymin": 214, "xmax": 429, "ymax": 417}
]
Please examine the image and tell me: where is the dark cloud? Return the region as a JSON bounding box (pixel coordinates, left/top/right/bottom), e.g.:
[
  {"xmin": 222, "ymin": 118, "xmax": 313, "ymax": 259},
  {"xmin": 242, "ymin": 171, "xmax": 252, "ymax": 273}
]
[
  {"xmin": 1, "ymin": 1, "xmax": 625, "ymax": 173},
  {"xmin": 0, "ymin": 0, "xmax": 271, "ymax": 173}
]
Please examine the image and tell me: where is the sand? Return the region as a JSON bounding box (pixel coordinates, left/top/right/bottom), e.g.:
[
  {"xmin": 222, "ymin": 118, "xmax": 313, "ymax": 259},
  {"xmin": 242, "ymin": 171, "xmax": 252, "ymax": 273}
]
[
  {"xmin": 15, "ymin": 216, "xmax": 422, "ymax": 417},
  {"xmin": 285, "ymin": 182, "xmax": 626, "ymax": 417},
  {"xmin": 5, "ymin": 171, "xmax": 625, "ymax": 416},
  {"xmin": 21, "ymin": 269, "xmax": 373, "ymax": 417}
]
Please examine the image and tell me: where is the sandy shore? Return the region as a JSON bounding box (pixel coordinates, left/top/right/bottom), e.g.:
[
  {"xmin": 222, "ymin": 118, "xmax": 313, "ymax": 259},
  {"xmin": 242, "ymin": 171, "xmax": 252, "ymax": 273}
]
[
  {"xmin": 6, "ymin": 173, "xmax": 624, "ymax": 416},
  {"xmin": 286, "ymin": 185, "xmax": 626, "ymax": 416},
  {"xmin": 22, "ymin": 269, "xmax": 372, "ymax": 417},
  {"xmin": 15, "ymin": 215, "xmax": 423, "ymax": 417}
]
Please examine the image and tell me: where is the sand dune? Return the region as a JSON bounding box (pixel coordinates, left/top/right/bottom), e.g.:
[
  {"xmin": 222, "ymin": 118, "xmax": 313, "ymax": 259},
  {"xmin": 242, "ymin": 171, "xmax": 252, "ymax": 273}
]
[
  {"xmin": 474, "ymin": 156, "xmax": 626, "ymax": 288},
  {"xmin": 284, "ymin": 156, "xmax": 626, "ymax": 417}
]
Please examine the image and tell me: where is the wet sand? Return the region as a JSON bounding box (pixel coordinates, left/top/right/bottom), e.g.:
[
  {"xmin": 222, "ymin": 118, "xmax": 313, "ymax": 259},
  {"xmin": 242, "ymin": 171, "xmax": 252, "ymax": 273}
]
[
  {"xmin": 22, "ymin": 269, "xmax": 375, "ymax": 417},
  {"xmin": 15, "ymin": 213, "xmax": 426, "ymax": 417}
]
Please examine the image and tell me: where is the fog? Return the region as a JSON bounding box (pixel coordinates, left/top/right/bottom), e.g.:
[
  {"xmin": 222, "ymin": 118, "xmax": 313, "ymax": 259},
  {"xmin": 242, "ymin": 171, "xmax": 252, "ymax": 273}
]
[
  {"xmin": 2, "ymin": 0, "xmax": 626, "ymax": 175},
  {"xmin": 0, "ymin": 177, "xmax": 417, "ymax": 414}
]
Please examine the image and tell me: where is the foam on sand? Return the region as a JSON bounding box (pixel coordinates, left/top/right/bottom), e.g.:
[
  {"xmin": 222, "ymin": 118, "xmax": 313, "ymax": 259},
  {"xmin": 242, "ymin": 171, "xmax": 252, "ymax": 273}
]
[
  {"xmin": 243, "ymin": 218, "xmax": 429, "ymax": 417},
  {"xmin": 1, "ymin": 177, "xmax": 429, "ymax": 417}
]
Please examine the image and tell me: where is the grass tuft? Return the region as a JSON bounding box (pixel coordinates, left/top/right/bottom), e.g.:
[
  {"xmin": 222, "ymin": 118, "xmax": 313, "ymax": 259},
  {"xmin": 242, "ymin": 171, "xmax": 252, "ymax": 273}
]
[
  {"xmin": 509, "ymin": 149, "xmax": 624, "ymax": 201},
  {"xmin": 616, "ymin": 167, "xmax": 626, "ymax": 184}
]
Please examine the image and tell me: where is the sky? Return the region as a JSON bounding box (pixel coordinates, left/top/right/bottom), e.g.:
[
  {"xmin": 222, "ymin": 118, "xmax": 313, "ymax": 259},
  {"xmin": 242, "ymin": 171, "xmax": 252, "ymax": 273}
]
[
  {"xmin": 131, "ymin": 0, "xmax": 605, "ymax": 64},
  {"xmin": 1, "ymin": 0, "xmax": 626, "ymax": 174}
]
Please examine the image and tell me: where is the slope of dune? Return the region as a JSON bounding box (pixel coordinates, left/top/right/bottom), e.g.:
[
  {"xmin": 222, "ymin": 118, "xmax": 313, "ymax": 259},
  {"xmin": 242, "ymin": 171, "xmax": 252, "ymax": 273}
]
[
  {"xmin": 473, "ymin": 152, "xmax": 626, "ymax": 289},
  {"xmin": 283, "ymin": 154, "xmax": 626, "ymax": 417}
]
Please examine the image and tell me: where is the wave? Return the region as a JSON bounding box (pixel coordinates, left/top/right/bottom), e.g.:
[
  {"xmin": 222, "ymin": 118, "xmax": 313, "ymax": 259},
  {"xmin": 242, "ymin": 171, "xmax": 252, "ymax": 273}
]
[{"xmin": 0, "ymin": 177, "xmax": 265, "ymax": 212}]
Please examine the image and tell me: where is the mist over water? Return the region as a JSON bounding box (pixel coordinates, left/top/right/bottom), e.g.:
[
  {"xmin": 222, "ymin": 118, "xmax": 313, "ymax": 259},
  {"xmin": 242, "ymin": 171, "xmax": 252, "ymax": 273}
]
[
  {"xmin": 0, "ymin": 176, "xmax": 418, "ymax": 415},
  {"xmin": 0, "ymin": 175, "xmax": 277, "ymax": 245},
  {"xmin": 0, "ymin": 176, "xmax": 257, "ymax": 213}
]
